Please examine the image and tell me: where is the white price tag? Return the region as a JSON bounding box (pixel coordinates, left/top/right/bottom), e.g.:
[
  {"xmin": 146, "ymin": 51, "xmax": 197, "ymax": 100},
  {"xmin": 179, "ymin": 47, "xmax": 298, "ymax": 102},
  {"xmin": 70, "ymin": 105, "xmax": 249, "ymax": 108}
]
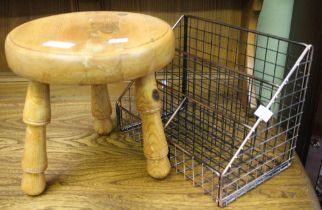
[{"xmin": 254, "ymin": 105, "xmax": 273, "ymax": 122}]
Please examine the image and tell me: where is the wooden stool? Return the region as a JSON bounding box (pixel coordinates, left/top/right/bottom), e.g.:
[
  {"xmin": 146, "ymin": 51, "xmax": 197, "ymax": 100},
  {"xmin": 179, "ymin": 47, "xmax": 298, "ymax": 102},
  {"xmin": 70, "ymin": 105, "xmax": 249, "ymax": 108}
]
[{"xmin": 5, "ymin": 11, "xmax": 175, "ymax": 195}]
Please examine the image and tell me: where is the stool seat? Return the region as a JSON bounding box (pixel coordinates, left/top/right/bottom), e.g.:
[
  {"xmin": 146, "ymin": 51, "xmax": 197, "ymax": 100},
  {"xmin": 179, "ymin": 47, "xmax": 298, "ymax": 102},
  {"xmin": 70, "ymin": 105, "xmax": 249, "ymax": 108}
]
[{"xmin": 5, "ymin": 11, "xmax": 174, "ymax": 84}]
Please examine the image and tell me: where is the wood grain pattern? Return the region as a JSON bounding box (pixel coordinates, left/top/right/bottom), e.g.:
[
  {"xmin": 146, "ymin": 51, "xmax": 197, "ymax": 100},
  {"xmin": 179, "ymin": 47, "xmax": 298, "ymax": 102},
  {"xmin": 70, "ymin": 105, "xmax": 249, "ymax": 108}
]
[
  {"xmin": 91, "ymin": 84, "xmax": 113, "ymax": 135},
  {"xmin": 238, "ymin": 0, "xmax": 263, "ymax": 110},
  {"xmin": 21, "ymin": 81, "xmax": 50, "ymax": 195},
  {"xmin": 135, "ymin": 73, "xmax": 171, "ymax": 179},
  {"xmin": 106, "ymin": 0, "xmax": 242, "ymax": 26},
  {"xmin": 0, "ymin": 0, "xmax": 73, "ymax": 72},
  {"xmin": 0, "ymin": 77, "xmax": 320, "ymax": 210},
  {"xmin": 0, "ymin": 0, "xmax": 244, "ymax": 73},
  {"xmin": 5, "ymin": 12, "xmax": 175, "ymax": 85},
  {"xmin": 21, "ymin": 125, "xmax": 47, "ymax": 195},
  {"xmin": 23, "ymin": 81, "xmax": 51, "ymax": 126},
  {"xmin": 6, "ymin": 10, "xmax": 175, "ymax": 188}
]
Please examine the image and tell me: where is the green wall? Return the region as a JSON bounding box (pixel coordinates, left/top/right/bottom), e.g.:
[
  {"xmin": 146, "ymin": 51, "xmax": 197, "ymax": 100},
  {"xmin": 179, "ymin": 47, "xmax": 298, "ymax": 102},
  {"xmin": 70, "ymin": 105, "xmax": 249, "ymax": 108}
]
[{"xmin": 254, "ymin": 0, "xmax": 294, "ymax": 113}]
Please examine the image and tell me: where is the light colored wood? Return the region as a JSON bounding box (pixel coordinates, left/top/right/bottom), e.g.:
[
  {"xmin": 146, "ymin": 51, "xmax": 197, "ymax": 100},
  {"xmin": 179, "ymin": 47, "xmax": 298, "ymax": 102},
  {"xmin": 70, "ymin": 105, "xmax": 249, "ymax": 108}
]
[
  {"xmin": 5, "ymin": 12, "xmax": 175, "ymax": 193},
  {"xmin": 23, "ymin": 81, "xmax": 51, "ymax": 126},
  {"xmin": 0, "ymin": 79, "xmax": 320, "ymax": 210},
  {"xmin": 0, "ymin": 0, "xmax": 249, "ymax": 73},
  {"xmin": 91, "ymin": 84, "xmax": 113, "ymax": 135},
  {"xmin": 5, "ymin": 11, "xmax": 175, "ymax": 85},
  {"xmin": 239, "ymin": 0, "xmax": 263, "ymax": 110},
  {"xmin": 21, "ymin": 126, "xmax": 47, "ymax": 196},
  {"xmin": 21, "ymin": 81, "xmax": 50, "ymax": 195},
  {"xmin": 135, "ymin": 73, "xmax": 171, "ymax": 179}
]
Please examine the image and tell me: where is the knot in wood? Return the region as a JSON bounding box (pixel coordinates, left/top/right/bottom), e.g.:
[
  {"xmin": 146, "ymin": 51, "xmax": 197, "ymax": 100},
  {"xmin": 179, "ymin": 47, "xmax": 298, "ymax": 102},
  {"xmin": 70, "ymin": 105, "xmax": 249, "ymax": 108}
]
[{"xmin": 152, "ymin": 89, "xmax": 160, "ymax": 101}]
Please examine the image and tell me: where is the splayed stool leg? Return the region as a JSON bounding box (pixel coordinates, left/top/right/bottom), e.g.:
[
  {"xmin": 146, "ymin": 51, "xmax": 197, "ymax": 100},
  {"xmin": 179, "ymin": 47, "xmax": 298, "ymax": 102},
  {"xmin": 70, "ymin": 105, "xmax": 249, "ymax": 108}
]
[
  {"xmin": 21, "ymin": 81, "xmax": 50, "ymax": 195},
  {"xmin": 135, "ymin": 73, "xmax": 171, "ymax": 179},
  {"xmin": 91, "ymin": 84, "xmax": 113, "ymax": 135}
]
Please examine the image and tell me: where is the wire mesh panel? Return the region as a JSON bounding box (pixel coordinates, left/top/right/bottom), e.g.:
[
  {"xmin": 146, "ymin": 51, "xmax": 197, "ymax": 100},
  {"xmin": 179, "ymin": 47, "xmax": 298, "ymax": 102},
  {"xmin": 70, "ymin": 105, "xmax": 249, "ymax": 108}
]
[{"xmin": 116, "ymin": 15, "xmax": 313, "ymax": 207}]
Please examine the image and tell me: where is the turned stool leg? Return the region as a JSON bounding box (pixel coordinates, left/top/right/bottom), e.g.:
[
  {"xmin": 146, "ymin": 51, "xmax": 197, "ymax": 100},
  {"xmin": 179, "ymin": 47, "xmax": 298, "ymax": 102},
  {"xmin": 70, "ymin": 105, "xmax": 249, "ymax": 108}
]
[
  {"xmin": 21, "ymin": 81, "xmax": 50, "ymax": 195},
  {"xmin": 135, "ymin": 73, "xmax": 170, "ymax": 179},
  {"xmin": 91, "ymin": 85, "xmax": 113, "ymax": 135}
]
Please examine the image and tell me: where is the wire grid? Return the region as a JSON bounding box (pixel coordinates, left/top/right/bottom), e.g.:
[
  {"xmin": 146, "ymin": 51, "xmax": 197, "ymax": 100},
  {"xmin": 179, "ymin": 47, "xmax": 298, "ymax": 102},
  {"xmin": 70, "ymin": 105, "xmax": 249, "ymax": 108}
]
[{"xmin": 116, "ymin": 15, "xmax": 313, "ymax": 207}]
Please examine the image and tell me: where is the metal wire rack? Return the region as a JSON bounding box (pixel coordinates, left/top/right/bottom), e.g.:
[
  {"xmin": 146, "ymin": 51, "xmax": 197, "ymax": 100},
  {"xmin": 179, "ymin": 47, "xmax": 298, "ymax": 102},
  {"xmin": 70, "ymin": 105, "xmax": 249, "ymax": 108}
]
[{"xmin": 116, "ymin": 15, "xmax": 313, "ymax": 207}]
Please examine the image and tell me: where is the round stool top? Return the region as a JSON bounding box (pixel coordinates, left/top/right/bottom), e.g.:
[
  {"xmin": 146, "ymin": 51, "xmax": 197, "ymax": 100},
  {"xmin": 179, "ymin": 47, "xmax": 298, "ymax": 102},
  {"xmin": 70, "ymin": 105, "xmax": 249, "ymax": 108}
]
[{"xmin": 5, "ymin": 12, "xmax": 175, "ymax": 84}]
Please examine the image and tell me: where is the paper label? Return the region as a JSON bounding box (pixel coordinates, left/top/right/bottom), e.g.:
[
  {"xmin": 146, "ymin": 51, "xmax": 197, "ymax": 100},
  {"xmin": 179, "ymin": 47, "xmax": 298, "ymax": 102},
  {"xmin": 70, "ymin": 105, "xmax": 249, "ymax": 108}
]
[{"xmin": 254, "ymin": 105, "xmax": 273, "ymax": 122}]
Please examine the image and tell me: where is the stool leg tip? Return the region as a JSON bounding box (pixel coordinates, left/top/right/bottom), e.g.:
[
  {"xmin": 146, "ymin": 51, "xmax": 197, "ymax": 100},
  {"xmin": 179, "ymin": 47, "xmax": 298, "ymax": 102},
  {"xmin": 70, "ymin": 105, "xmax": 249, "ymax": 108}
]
[
  {"xmin": 21, "ymin": 172, "xmax": 46, "ymax": 196},
  {"xmin": 93, "ymin": 118, "xmax": 113, "ymax": 135},
  {"xmin": 147, "ymin": 157, "xmax": 171, "ymax": 179}
]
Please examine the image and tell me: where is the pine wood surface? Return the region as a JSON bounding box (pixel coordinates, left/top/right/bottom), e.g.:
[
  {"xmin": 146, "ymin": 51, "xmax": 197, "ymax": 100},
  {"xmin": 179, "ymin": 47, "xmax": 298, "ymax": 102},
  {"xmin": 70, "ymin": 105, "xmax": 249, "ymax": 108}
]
[
  {"xmin": 91, "ymin": 84, "xmax": 113, "ymax": 135},
  {"xmin": 5, "ymin": 10, "xmax": 175, "ymax": 193},
  {"xmin": 0, "ymin": 0, "xmax": 244, "ymax": 73},
  {"xmin": 135, "ymin": 73, "xmax": 171, "ymax": 179},
  {"xmin": 0, "ymin": 74, "xmax": 320, "ymax": 210},
  {"xmin": 5, "ymin": 11, "xmax": 175, "ymax": 85}
]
